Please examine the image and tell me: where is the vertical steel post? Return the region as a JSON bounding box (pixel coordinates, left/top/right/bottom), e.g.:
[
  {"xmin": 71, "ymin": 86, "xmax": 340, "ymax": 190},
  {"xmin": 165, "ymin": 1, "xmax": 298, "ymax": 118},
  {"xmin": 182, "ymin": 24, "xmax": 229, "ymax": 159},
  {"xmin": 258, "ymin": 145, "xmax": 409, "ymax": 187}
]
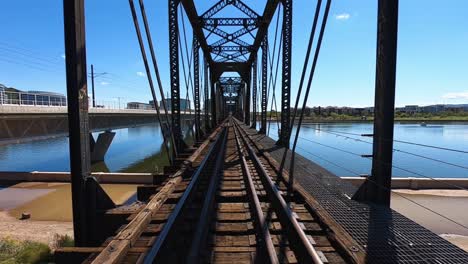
[
  {"xmin": 251, "ymin": 58, "xmax": 257, "ymax": 129},
  {"xmin": 204, "ymin": 59, "xmax": 210, "ymax": 130},
  {"xmin": 354, "ymin": 0, "xmax": 398, "ymax": 206},
  {"xmin": 168, "ymin": 0, "xmax": 183, "ymax": 151},
  {"xmin": 210, "ymin": 77, "xmax": 217, "ymax": 128},
  {"xmin": 259, "ymin": 35, "xmax": 268, "ymax": 134},
  {"xmin": 63, "ymin": 0, "xmax": 91, "ymax": 246},
  {"xmin": 244, "ymin": 76, "xmax": 251, "ymax": 125},
  {"xmin": 278, "ymin": 0, "xmax": 292, "ymax": 147},
  {"xmin": 193, "ymin": 36, "xmax": 201, "ymax": 140}
]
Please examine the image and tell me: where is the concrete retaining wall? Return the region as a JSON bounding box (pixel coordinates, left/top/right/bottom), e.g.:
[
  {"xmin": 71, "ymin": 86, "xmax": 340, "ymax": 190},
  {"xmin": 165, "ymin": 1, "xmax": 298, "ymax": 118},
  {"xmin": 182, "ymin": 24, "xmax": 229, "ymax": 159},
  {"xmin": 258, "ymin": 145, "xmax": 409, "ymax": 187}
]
[{"xmin": 342, "ymin": 176, "xmax": 468, "ymax": 190}]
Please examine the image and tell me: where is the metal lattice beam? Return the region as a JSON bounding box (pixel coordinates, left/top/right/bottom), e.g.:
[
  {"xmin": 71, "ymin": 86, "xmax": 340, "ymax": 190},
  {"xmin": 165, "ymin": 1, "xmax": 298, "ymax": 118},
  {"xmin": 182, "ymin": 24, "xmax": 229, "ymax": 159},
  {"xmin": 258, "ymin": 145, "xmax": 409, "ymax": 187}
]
[
  {"xmin": 201, "ymin": 0, "xmax": 228, "ymax": 18},
  {"xmin": 202, "ymin": 18, "xmax": 259, "ymax": 27},
  {"xmin": 193, "ymin": 35, "xmax": 201, "ymax": 139},
  {"xmin": 247, "ymin": 0, "xmax": 281, "ymax": 65},
  {"xmin": 251, "ymin": 57, "xmax": 257, "ymax": 129},
  {"xmin": 204, "ymin": 58, "xmax": 210, "ymax": 130},
  {"xmin": 232, "ymin": 0, "xmax": 260, "ymax": 18},
  {"xmin": 278, "ymin": 0, "xmax": 292, "ymax": 147},
  {"xmin": 206, "ymin": 25, "xmax": 256, "ymax": 47},
  {"xmin": 209, "ymin": 45, "xmax": 254, "ymax": 52},
  {"xmin": 180, "ymin": 0, "xmax": 213, "ymax": 65},
  {"xmin": 168, "ymin": 0, "xmax": 183, "ymax": 150},
  {"xmin": 259, "ymin": 35, "xmax": 268, "ymax": 134}
]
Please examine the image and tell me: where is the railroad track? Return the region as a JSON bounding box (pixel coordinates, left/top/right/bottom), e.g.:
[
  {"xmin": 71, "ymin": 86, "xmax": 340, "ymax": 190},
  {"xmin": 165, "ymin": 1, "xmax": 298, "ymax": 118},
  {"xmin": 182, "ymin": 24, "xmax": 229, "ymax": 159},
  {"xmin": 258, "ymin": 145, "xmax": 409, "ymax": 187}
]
[{"xmin": 76, "ymin": 117, "xmax": 352, "ymax": 264}]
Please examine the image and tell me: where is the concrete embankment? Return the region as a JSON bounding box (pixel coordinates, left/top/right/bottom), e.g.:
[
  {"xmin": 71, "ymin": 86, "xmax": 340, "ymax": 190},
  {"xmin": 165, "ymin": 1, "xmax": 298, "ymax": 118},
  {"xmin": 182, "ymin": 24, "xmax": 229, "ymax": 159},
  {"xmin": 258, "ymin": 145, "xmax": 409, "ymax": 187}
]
[
  {"xmin": 0, "ymin": 171, "xmax": 160, "ymax": 184},
  {"xmin": 2, "ymin": 172, "xmax": 468, "ymax": 189},
  {"xmin": 342, "ymin": 176, "xmax": 468, "ymax": 189}
]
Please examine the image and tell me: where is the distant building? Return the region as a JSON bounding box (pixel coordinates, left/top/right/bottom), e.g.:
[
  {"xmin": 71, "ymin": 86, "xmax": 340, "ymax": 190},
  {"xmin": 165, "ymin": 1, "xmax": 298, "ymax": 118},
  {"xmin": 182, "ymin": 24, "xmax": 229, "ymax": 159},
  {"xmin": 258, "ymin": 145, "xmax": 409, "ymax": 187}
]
[
  {"xmin": 155, "ymin": 98, "xmax": 191, "ymax": 111},
  {"xmin": 0, "ymin": 84, "xmax": 66, "ymax": 106},
  {"xmin": 127, "ymin": 102, "xmax": 153, "ymax": 110}
]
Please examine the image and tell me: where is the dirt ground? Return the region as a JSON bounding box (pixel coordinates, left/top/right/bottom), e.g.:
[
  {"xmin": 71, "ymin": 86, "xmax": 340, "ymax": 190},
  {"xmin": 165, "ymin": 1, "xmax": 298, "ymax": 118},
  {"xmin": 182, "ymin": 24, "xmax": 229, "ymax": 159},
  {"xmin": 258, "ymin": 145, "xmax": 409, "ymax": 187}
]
[
  {"xmin": 0, "ymin": 182, "xmax": 136, "ymax": 247},
  {"xmin": 0, "ymin": 211, "xmax": 73, "ymax": 248}
]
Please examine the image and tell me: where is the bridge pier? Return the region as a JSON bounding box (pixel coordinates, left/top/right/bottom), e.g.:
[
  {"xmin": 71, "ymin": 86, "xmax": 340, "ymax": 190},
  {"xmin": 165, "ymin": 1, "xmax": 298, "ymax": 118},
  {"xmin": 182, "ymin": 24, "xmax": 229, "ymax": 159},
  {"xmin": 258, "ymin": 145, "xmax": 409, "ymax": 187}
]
[{"xmin": 90, "ymin": 131, "xmax": 115, "ymax": 163}]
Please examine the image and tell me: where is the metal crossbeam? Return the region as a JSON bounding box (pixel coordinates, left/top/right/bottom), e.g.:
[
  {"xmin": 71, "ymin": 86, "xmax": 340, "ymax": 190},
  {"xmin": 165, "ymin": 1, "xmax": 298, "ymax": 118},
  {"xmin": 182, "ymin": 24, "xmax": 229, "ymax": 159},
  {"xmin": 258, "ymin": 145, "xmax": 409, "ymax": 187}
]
[
  {"xmin": 202, "ymin": 18, "xmax": 259, "ymax": 27},
  {"xmin": 209, "ymin": 45, "xmax": 254, "ymax": 52},
  {"xmin": 206, "ymin": 26, "xmax": 255, "ymax": 47}
]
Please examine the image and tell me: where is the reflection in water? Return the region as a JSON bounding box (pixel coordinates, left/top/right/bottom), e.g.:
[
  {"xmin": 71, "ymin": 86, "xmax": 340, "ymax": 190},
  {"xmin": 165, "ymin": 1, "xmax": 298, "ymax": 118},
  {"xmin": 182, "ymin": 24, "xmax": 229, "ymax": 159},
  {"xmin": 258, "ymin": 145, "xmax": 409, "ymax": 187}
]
[
  {"xmin": 268, "ymin": 122, "xmax": 468, "ymax": 178},
  {"xmin": 0, "ymin": 123, "xmax": 194, "ymax": 173},
  {"xmin": 0, "ymin": 122, "xmax": 467, "ymax": 178}
]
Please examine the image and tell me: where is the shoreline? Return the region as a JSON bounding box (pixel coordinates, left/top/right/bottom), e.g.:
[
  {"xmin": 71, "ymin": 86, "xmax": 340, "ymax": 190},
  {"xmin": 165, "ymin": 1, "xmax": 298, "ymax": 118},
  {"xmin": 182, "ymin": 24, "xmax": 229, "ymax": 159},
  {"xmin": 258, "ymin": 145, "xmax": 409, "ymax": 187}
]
[
  {"xmin": 295, "ymin": 119, "xmax": 468, "ymax": 123},
  {"xmin": 0, "ymin": 185, "xmax": 467, "ymax": 252}
]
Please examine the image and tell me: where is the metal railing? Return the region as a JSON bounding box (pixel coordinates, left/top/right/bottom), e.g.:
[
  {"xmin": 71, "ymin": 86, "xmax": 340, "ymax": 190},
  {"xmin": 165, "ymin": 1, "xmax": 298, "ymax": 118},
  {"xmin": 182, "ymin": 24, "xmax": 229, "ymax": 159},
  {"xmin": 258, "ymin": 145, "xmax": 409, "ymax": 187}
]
[{"xmin": 0, "ymin": 91, "xmax": 67, "ymax": 106}]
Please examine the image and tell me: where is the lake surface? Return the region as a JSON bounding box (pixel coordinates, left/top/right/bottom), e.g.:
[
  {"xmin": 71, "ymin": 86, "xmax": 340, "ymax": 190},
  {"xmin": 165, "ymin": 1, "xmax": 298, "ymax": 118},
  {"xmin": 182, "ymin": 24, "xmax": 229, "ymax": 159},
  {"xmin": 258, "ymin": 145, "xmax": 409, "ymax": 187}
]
[
  {"xmin": 0, "ymin": 121, "xmax": 467, "ymax": 179},
  {"xmin": 266, "ymin": 121, "xmax": 468, "ymax": 178}
]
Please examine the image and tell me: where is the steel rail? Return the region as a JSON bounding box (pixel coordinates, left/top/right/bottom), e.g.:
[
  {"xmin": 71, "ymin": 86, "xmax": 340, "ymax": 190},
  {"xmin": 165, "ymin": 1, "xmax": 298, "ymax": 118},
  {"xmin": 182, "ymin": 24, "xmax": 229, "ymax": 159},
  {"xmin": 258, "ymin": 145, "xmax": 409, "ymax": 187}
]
[
  {"xmin": 186, "ymin": 125, "xmax": 228, "ymax": 263},
  {"xmin": 233, "ymin": 119, "xmax": 324, "ymax": 264},
  {"xmin": 143, "ymin": 125, "xmax": 228, "ymax": 263},
  {"xmin": 232, "ymin": 120, "xmax": 279, "ymax": 264}
]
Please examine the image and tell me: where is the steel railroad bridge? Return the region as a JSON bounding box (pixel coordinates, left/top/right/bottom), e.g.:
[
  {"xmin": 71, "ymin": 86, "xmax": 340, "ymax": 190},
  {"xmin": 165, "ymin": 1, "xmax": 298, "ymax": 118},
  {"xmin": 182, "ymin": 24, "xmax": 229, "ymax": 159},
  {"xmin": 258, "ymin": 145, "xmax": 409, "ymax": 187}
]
[{"xmin": 55, "ymin": 0, "xmax": 468, "ymax": 263}]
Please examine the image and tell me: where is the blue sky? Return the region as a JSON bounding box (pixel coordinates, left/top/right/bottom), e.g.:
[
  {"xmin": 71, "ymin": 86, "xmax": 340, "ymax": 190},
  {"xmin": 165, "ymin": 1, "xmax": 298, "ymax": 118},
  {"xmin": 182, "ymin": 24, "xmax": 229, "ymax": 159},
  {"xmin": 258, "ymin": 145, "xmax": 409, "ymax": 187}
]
[{"xmin": 0, "ymin": 0, "xmax": 467, "ymax": 107}]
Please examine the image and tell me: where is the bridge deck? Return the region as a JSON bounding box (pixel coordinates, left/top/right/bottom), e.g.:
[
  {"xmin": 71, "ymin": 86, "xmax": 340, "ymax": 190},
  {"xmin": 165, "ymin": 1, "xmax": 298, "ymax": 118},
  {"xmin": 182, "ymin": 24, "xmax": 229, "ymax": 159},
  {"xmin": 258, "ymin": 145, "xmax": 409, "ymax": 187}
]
[{"xmin": 239, "ymin": 123, "xmax": 468, "ymax": 264}]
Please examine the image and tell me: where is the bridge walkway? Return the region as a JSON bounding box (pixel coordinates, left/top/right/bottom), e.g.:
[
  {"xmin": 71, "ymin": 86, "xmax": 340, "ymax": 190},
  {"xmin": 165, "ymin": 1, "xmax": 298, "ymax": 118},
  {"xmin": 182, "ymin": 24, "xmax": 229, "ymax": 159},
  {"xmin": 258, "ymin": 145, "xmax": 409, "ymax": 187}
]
[{"xmin": 239, "ymin": 123, "xmax": 468, "ymax": 264}]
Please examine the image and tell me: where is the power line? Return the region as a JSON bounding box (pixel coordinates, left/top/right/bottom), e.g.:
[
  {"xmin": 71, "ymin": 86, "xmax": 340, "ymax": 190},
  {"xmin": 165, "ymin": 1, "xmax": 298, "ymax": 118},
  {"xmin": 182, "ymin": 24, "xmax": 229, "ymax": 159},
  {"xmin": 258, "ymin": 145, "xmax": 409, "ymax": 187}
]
[
  {"xmin": 302, "ymin": 126, "xmax": 468, "ymax": 170},
  {"xmin": 298, "ymin": 136, "xmax": 468, "ymax": 191},
  {"xmin": 303, "ymin": 125, "xmax": 468, "ymax": 154}
]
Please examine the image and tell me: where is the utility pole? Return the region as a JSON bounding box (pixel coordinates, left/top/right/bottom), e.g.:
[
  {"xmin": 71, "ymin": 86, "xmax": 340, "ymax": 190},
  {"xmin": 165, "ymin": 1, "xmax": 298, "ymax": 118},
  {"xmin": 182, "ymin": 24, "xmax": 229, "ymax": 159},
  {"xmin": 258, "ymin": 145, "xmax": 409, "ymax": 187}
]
[
  {"xmin": 88, "ymin": 65, "xmax": 107, "ymax": 108},
  {"xmin": 91, "ymin": 64, "xmax": 95, "ymax": 107}
]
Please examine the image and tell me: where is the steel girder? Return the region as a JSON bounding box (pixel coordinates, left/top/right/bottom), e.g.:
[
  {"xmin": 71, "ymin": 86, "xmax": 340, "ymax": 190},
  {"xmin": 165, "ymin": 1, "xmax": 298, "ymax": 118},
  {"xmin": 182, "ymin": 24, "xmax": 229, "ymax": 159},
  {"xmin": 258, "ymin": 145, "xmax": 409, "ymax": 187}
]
[
  {"xmin": 259, "ymin": 35, "xmax": 268, "ymax": 134},
  {"xmin": 193, "ymin": 36, "xmax": 201, "ymax": 139},
  {"xmin": 63, "ymin": 0, "xmax": 91, "ymax": 246},
  {"xmin": 202, "ymin": 0, "xmax": 259, "ymax": 19},
  {"xmin": 180, "ymin": 0, "xmax": 213, "ymax": 65},
  {"xmin": 168, "ymin": 0, "xmax": 184, "ymax": 150},
  {"xmin": 278, "ymin": 0, "xmax": 292, "ymax": 147},
  {"xmin": 247, "ymin": 0, "xmax": 281, "ymax": 65},
  {"xmin": 204, "ymin": 58, "xmax": 210, "ymax": 130},
  {"xmin": 208, "ymin": 26, "xmax": 255, "ymax": 48},
  {"xmin": 251, "ymin": 58, "xmax": 257, "ymax": 129},
  {"xmin": 244, "ymin": 75, "xmax": 251, "ymax": 125},
  {"xmin": 210, "ymin": 73, "xmax": 217, "ymax": 128}
]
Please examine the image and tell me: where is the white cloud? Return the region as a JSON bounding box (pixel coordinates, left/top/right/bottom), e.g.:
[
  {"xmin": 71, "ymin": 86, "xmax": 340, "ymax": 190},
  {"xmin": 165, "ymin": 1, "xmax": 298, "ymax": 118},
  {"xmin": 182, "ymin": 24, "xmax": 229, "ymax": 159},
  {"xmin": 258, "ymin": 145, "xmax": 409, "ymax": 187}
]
[
  {"xmin": 442, "ymin": 91, "xmax": 468, "ymax": 100},
  {"xmin": 335, "ymin": 13, "xmax": 350, "ymax": 20},
  {"xmin": 61, "ymin": 54, "xmax": 66, "ymax": 59},
  {"xmin": 100, "ymin": 81, "xmax": 110, "ymax": 86},
  {"xmin": 136, "ymin": 71, "xmax": 146, "ymax": 77}
]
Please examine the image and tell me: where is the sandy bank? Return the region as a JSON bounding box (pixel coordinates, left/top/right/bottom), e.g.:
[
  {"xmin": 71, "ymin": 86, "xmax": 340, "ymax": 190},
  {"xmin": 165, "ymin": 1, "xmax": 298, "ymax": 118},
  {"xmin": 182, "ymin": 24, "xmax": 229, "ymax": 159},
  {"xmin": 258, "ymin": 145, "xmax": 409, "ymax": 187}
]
[
  {"xmin": 0, "ymin": 211, "xmax": 73, "ymax": 248},
  {"xmin": 0, "ymin": 182, "xmax": 136, "ymax": 247},
  {"xmin": 1, "ymin": 182, "xmax": 136, "ymax": 221}
]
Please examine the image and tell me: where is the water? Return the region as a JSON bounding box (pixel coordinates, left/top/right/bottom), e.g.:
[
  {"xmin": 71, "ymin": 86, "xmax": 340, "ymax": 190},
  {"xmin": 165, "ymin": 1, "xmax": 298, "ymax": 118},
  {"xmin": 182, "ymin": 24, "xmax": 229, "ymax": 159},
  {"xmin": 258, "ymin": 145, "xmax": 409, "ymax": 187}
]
[
  {"xmin": 0, "ymin": 122, "xmax": 467, "ymax": 178},
  {"xmin": 266, "ymin": 121, "xmax": 468, "ymax": 178},
  {"xmin": 0, "ymin": 123, "xmax": 178, "ymax": 173}
]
